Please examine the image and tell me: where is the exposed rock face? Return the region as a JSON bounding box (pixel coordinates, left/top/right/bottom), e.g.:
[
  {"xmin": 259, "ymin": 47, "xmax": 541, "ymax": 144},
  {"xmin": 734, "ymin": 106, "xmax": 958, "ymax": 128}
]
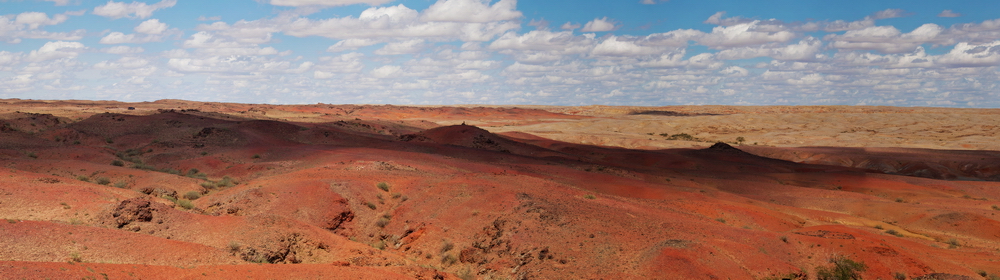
[{"xmin": 110, "ymin": 198, "xmax": 156, "ymax": 229}]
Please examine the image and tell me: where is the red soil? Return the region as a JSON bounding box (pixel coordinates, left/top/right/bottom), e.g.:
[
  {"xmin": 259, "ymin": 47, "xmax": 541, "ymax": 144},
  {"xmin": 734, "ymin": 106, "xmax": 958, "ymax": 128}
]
[{"xmin": 0, "ymin": 100, "xmax": 998, "ymax": 279}]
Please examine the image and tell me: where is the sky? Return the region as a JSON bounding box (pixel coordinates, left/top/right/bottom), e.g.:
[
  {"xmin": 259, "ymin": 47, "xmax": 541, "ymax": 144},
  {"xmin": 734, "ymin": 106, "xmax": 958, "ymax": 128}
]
[{"xmin": 1, "ymin": 0, "xmax": 999, "ymax": 106}]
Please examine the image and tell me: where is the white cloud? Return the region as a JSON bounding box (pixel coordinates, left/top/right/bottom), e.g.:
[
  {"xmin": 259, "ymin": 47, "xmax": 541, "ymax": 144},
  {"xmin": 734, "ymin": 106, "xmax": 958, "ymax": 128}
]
[
  {"xmin": 197, "ymin": 16, "xmax": 222, "ymax": 21},
  {"xmin": 560, "ymin": 22, "xmax": 580, "ymax": 30},
  {"xmin": 327, "ymin": 38, "xmax": 381, "ymax": 52},
  {"xmin": 134, "ymin": 19, "xmax": 168, "ymax": 34},
  {"xmin": 420, "ymin": 0, "xmax": 522, "ymax": 23},
  {"xmin": 102, "ymin": 46, "xmax": 145, "ymax": 54},
  {"xmin": 181, "ymin": 31, "xmax": 278, "ymax": 56},
  {"xmin": 719, "ymin": 66, "xmax": 748, "ymax": 77},
  {"xmin": 581, "ymin": 17, "xmax": 617, "ymax": 32},
  {"xmin": 15, "ymin": 12, "xmax": 68, "ymax": 29},
  {"xmin": 703, "ymin": 11, "xmax": 755, "ymax": 26},
  {"xmin": 27, "ymin": 41, "xmax": 85, "ymax": 62},
  {"xmin": 697, "ymin": 21, "xmax": 796, "ymax": 49},
  {"xmin": 94, "ymin": 57, "xmax": 150, "ymax": 69},
  {"xmin": 93, "ymin": 0, "xmax": 177, "ymax": 19},
  {"xmin": 938, "ymin": 10, "xmax": 961, "ymax": 18},
  {"xmin": 871, "ymin": 9, "xmax": 908, "ymax": 20},
  {"xmin": 43, "ymin": 0, "xmax": 73, "ymax": 6},
  {"xmin": 269, "ymin": 0, "xmax": 395, "ymax": 7},
  {"xmin": 937, "ymin": 40, "xmax": 1000, "ymax": 67},
  {"xmin": 374, "ymin": 39, "xmax": 425, "ymax": 55},
  {"xmin": 282, "ymin": 4, "xmax": 519, "ymax": 41},
  {"xmin": 590, "ymin": 36, "xmax": 661, "ymax": 56},
  {"xmin": 370, "ymin": 65, "xmax": 402, "ymax": 78},
  {"xmin": 827, "ymin": 24, "xmax": 943, "ymax": 53},
  {"xmin": 99, "ymin": 31, "xmax": 173, "ymax": 44},
  {"xmin": 490, "ymin": 30, "xmax": 595, "ymax": 53},
  {"xmin": 716, "ymin": 37, "xmax": 823, "ymax": 61},
  {"xmin": 640, "ymin": 0, "xmax": 667, "ymax": 4}
]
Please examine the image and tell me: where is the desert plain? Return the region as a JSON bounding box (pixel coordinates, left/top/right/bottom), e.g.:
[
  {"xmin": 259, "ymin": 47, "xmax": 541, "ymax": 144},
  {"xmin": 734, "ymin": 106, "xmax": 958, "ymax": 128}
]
[{"xmin": 1, "ymin": 99, "xmax": 1000, "ymax": 279}]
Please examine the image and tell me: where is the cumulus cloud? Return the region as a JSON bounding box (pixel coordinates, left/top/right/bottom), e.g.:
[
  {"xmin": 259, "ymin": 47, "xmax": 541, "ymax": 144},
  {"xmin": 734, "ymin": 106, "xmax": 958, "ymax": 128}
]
[
  {"xmin": 937, "ymin": 40, "xmax": 1000, "ymax": 67},
  {"xmin": 420, "ymin": 0, "xmax": 522, "ymax": 23},
  {"xmin": 374, "ymin": 39, "xmax": 426, "ymax": 55},
  {"xmin": 826, "ymin": 24, "xmax": 943, "ymax": 53},
  {"xmin": 370, "ymin": 65, "xmax": 402, "ymax": 78},
  {"xmin": 590, "ymin": 36, "xmax": 661, "ymax": 56},
  {"xmin": 43, "ymin": 0, "xmax": 73, "ymax": 6},
  {"xmin": 871, "ymin": 9, "xmax": 908, "ymax": 20},
  {"xmin": 198, "ymin": 16, "xmax": 222, "ymax": 21},
  {"xmin": 134, "ymin": 19, "xmax": 168, "ymax": 34},
  {"xmin": 93, "ymin": 0, "xmax": 177, "ymax": 19},
  {"xmin": 938, "ymin": 10, "xmax": 961, "ymax": 18},
  {"xmin": 27, "ymin": 41, "xmax": 85, "ymax": 62},
  {"xmin": 716, "ymin": 37, "xmax": 824, "ymax": 61},
  {"xmin": 15, "ymin": 12, "xmax": 68, "ymax": 29},
  {"xmin": 327, "ymin": 38, "xmax": 381, "ymax": 52},
  {"xmin": 269, "ymin": 0, "xmax": 395, "ymax": 7},
  {"xmin": 581, "ymin": 17, "xmax": 617, "ymax": 32},
  {"xmin": 560, "ymin": 22, "xmax": 580, "ymax": 30},
  {"xmin": 281, "ymin": 4, "xmax": 519, "ymax": 41},
  {"xmin": 703, "ymin": 12, "xmax": 755, "ymax": 26},
  {"xmin": 102, "ymin": 46, "xmax": 145, "ymax": 54},
  {"xmin": 697, "ymin": 21, "xmax": 796, "ymax": 49}
]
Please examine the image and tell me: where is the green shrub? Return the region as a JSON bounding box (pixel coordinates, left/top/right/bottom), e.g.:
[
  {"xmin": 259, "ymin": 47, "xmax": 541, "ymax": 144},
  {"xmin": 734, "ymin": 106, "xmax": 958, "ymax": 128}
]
[
  {"xmin": 177, "ymin": 199, "xmax": 194, "ymax": 209},
  {"xmin": 816, "ymin": 256, "xmax": 866, "ymax": 280},
  {"xmin": 377, "ymin": 182, "xmax": 390, "ymax": 192},
  {"xmin": 113, "ymin": 181, "xmax": 128, "ymax": 189},
  {"xmin": 183, "ymin": 191, "xmax": 201, "ymax": 200},
  {"xmin": 111, "ymin": 160, "xmax": 125, "ymax": 167},
  {"xmin": 76, "ymin": 175, "xmax": 89, "ymax": 182},
  {"xmin": 95, "ymin": 177, "xmax": 111, "ymax": 185},
  {"xmin": 366, "ymin": 202, "xmax": 377, "ymax": 210},
  {"xmin": 251, "ymin": 154, "xmax": 261, "ymax": 159},
  {"xmin": 584, "ymin": 194, "xmax": 596, "ymax": 199},
  {"xmin": 200, "ymin": 182, "xmax": 216, "ymax": 189},
  {"xmin": 885, "ymin": 229, "xmax": 903, "ymax": 237},
  {"xmin": 894, "ymin": 272, "xmax": 906, "ymax": 280},
  {"xmin": 375, "ymin": 217, "xmax": 390, "ymax": 228},
  {"xmin": 27, "ymin": 152, "xmax": 37, "ymax": 159},
  {"xmin": 947, "ymin": 238, "xmax": 960, "ymax": 248}
]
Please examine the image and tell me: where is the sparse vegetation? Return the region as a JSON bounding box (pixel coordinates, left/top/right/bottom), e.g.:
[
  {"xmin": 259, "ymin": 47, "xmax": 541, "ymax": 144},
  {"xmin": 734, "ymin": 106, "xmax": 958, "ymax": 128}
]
[
  {"xmin": 183, "ymin": 191, "xmax": 202, "ymax": 200},
  {"xmin": 992, "ymin": 205, "xmax": 1000, "ymax": 211},
  {"xmin": 874, "ymin": 224, "xmax": 883, "ymax": 230},
  {"xmin": 894, "ymin": 272, "xmax": 906, "ymax": 280},
  {"xmin": 76, "ymin": 175, "xmax": 89, "ymax": 182},
  {"xmin": 584, "ymin": 194, "xmax": 596, "ymax": 199},
  {"xmin": 177, "ymin": 199, "xmax": 194, "ymax": 210},
  {"xmin": 816, "ymin": 256, "xmax": 866, "ymax": 280},
  {"xmin": 885, "ymin": 229, "xmax": 903, "ymax": 237},
  {"xmin": 105, "ymin": 137, "xmax": 113, "ymax": 144},
  {"xmin": 113, "ymin": 181, "xmax": 127, "ymax": 189},
  {"xmin": 441, "ymin": 254, "xmax": 457, "ymax": 266},
  {"xmin": 27, "ymin": 152, "xmax": 37, "ymax": 159},
  {"xmin": 947, "ymin": 238, "xmax": 960, "ymax": 248},
  {"xmin": 716, "ymin": 218, "xmax": 726, "ymax": 223},
  {"xmin": 228, "ymin": 241, "xmax": 241, "ymax": 253},
  {"xmin": 251, "ymin": 154, "xmax": 260, "ymax": 159},
  {"xmin": 60, "ymin": 202, "xmax": 70, "ymax": 209},
  {"xmin": 95, "ymin": 177, "xmax": 111, "ymax": 185},
  {"xmin": 377, "ymin": 182, "xmax": 390, "ymax": 192},
  {"xmin": 111, "ymin": 160, "xmax": 125, "ymax": 167},
  {"xmin": 736, "ymin": 136, "xmax": 746, "ymax": 144},
  {"xmin": 779, "ymin": 236, "xmax": 788, "ymax": 243},
  {"xmin": 366, "ymin": 202, "xmax": 377, "ymax": 210}
]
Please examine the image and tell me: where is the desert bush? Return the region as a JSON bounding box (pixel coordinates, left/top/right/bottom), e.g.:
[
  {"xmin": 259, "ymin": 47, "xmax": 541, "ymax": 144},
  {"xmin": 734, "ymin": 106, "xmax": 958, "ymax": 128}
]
[
  {"xmin": 894, "ymin": 272, "xmax": 906, "ymax": 280},
  {"xmin": 372, "ymin": 240, "xmax": 386, "ymax": 250},
  {"xmin": 816, "ymin": 256, "xmax": 866, "ymax": 280},
  {"xmin": 584, "ymin": 194, "xmax": 596, "ymax": 199},
  {"xmin": 779, "ymin": 236, "xmax": 788, "ymax": 243},
  {"xmin": 666, "ymin": 133, "xmax": 695, "ymax": 141},
  {"xmin": 76, "ymin": 175, "xmax": 89, "ymax": 182},
  {"xmin": 177, "ymin": 199, "xmax": 194, "ymax": 210},
  {"xmin": 228, "ymin": 241, "xmax": 241, "ymax": 253},
  {"xmin": 885, "ymin": 229, "xmax": 903, "ymax": 237},
  {"xmin": 874, "ymin": 224, "xmax": 883, "ymax": 230},
  {"xmin": 391, "ymin": 192, "xmax": 402, "ymax": 199},
  {"xmin": 375, "ymin": 217, "xmax": 390, "ymax": 228},
  {"xmin": 377, "ymin": 182, "xmax": 390, "ymax": 192},
  {"xmin": 111, "ymin": 160, "xmax": 125, "ymax": 167},
  {"xmin": 947, "ymin": 238, "xmax": 960, "ymax": 248},
  {"xmin": 366, "ymin": 202, "xmax": 377, "ymax": 210},
  {"xmin": 251, "ymin": 154, "xmax": 261, "ymax": 159},
  {"xmin": 27, "ymin": 152, "xmax": 37, "ymax": 159},
  {"xmin": 105, "ymin": 137, "xmax": 113, "ymax": 144},
  {"xmin": 218, "ymin": 176, "xmax": 236, "ymax": 188},
  {"xmin": 992, "ymin": 205, "xmax": 1000, "ymax": 211},
  {"xmin": 95, "ymin": 177, "xmax": 111, "ymax": 185},
  {"xmin": 113, "ymin": 181, "xmax": 128, "ymax": 189},
  {"xmin": 440, "ymin": 241, "xmax": 454, "ymax": 253},
  {"xmin": 183, "ymin": 191, "xmax": 202, "ymax": 200},
  {"xmin": 441, "ymin": 254, "xmax": 457, "ymax": 266},
  {"xmin": 716, "ymin": 218, "xmax": 726, "ymax": 223},
  {"xmin": 200, "ymin": 182, "xmax": 216, "ymax": 189}
]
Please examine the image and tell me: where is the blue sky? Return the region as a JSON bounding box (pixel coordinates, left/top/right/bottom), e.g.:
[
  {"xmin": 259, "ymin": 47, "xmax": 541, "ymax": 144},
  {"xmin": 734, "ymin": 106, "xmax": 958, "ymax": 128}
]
[{"xmin": 1, "ymin": 0, "xmax": 999, "ymax": 106}]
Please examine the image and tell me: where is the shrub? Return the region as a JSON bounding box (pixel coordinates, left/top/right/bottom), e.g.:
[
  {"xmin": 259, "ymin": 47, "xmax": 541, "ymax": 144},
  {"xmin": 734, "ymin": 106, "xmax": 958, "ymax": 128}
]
[
  {"xmin": 886, "ymin": 229, "xmax": 903, "ymax": 237},
  {"xmin": 992, "ymin": 205, "xmax": 1000, "ymax": 211},
  {"xmin": 584, "ymin": 194, "xmax": 596, "ymax": 199},
  {"xmin": 200, "ymin": 182, "xmax": 216, "ymax": 189},
  {"xmin": 779, "ymin": 236, "xmax": 788, "ymax": 243},
  {"xmin": 816, "ymin": 256, "xmax": 866, "ymax": 280},
  {"xmin": 894, "ymin": 272, "xmax": 906, "ymax": 280},
  {"xmin": 76, "ymin": 175, "xmax": 89, "ymax": 182},
  {"xmin": 176, "ymin": 199, "xmax": 194, "ymax": 210},
  {"xmin": 113, "ymin": 181, "xmax": 127, "ymax": 189},
  {"xmin": 183, "ymin": 191, "xmax": 202, "ymax": 200},
  {"xmin": 377, "ymin": 182, "xmax": 390, "ymax": 192},
  {"xmin": 105, "ymin": 137, "xmax": 113, "ymax": 144},
  {"xmin": 372, "ymin": 240, "xmax": 386, "ymax": 250},
  {"xmin": 874, "ymin": 224, "xmax": 883, "ymax": 230},
  {"xmin": 947, "ymin": 238, "xmax": 960, "ymax": 248},
  {"xmin": 251, "ymin": 154, "xmax": 261, "ymax": 159},
  {"xmin": 111, "ymin": 160, "xmax": 125, "ymax": 167},
  {"xmin": 27, "ymin": 152, "xmax": 37, "ymax": 159},
  {"xmin": 95, "ymin": 177, "xmax": 111, "ymax": 185},
  {"xmin": 716, "ymin": 218, "xmax": 726, "ymax": 223},
  {"xmin": 375, "ymin": 217, "xmax": 390, "ymax": 228},
  {"xmin": 441, "ymin": 254, "xmax": 457, "ymax": 266},
  {"xmin": 366, "ymin": 202, "xmax": 377, "ymax": 210}
]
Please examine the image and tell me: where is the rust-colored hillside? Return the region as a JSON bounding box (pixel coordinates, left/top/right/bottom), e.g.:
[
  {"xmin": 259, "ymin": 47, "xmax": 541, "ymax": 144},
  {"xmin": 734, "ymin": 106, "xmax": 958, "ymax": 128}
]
[{"xmin": 1, "ymin": 99, "xmax": 999, "ymax": 279}]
